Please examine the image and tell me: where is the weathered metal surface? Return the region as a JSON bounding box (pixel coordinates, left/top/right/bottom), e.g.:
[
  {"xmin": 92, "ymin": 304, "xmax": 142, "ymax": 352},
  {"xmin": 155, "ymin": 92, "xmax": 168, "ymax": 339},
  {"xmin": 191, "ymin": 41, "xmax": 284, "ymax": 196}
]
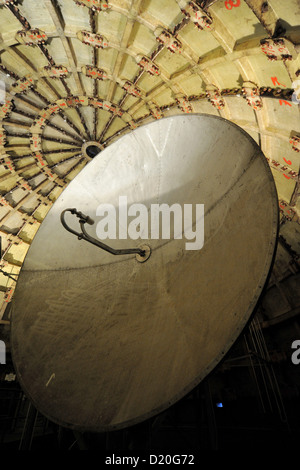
[{"xmin": 10, "ymin": 114, "xmax": 278, "ymax": 431}]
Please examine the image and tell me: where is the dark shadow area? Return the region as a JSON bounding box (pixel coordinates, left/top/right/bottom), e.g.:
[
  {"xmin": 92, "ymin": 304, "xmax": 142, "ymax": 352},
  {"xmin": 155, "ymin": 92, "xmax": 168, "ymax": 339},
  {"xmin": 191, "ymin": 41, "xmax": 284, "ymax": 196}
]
[
  {"xmin": 86, "ymin": 145, "xmax": 101, "ymax": 159},
  {"xmin": 1, "ymin": 316, "xmax": 300, "ymax": 451},
  {"xmin": 273, "ymin": 19, "xmax": 300, "ymax": 44}
]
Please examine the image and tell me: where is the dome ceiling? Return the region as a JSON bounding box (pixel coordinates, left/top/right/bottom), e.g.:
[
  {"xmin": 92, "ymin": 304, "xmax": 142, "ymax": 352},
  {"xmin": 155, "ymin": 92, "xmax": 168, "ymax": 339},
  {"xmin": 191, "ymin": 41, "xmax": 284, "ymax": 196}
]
[{"xmin": 0, "ymin": 0, "xmax": 299, "ymax": 316}]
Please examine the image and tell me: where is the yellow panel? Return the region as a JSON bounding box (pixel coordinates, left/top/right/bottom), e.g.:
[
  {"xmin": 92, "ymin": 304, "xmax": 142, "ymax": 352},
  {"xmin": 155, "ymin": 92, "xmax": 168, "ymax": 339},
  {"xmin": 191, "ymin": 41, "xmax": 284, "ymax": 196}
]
[
  {"xmin": 111, "ymin": 84, "xmax": 125, "ymax": 103},
  {"xmin": 103, "ymin": 116, "xmax": 127, "ymax": 139},
  {"xmin": 211, "ymin": 0, "xmax": 265, "ymax": 43},
  {"xmin": 225, "ymin": 96, "xmax": 257, "ymax": 124},
  {"xmin": 19, "ymin": 222, "xmax": 40, "ymax": 243},
  {"xmin": 265, "ymin": 135, "xmax": 300, "ymax": 173},
  {"xmin": 33, "ymin": 204, "xmax": 51, "ymax": 222},
  {"xmin": 15, "ymin": 45, "xmax": 49, "ymax": 70},
  {"xmin": 47, "ymin": 38, "xmax": 70, "ymax": 65},
  {"xmin": 132, "ymin": 103, "xmax": 149, "ymax": 120},
  {"xmin": 19, "ymin": 0, "xmax": 56, "ymax": 32},
  {"xmin": 58, "ymin": 0, "xmax": 90, "ymax": 33},
  {"xmin": 121, "ymin": 94, "xmax": 140, "ymax": 111},
  {"xmin": 97, "ymin": 47, "xmax": 119, "ymax": 74},
  {"xmin": 176, "ymin": 73, "xmax": 206, "ymax": 95},
  {"xmin": 140, "ymin": 0, "xmax": 183, "ymax": 28},
  {"xmin": 97, "ymin": 10, "xmax": 127, "ymax": 42},
  {"xmin": 119, "ymin": 53, "xmax": 141, "ymax": 81},
  {"xmin": 271, "ymin": 168, "xmax": 296, "ymax": 202},
  {"xmin": 137, "ymin": 72, "xmax": 162, "ymax": 93},
  {"xmin": 70, "ymin": 38, "xmax": 93, "ymax": 67},
  {"xmin": 14, "ymin": 157, "xmax": 36, "ymax": 169},
  {"xmin": 1, "ymin": 51, "xmax": 32, "ymax": 78},
  {"xmin": 208, "ymin": 61, "xmax": 242, "ymax": 88},
  {"xmin": 0, "ymin": 175, "xmax": 18, "ymax": 194},
  {"xmin": 127, "ymin": 22, "xmax": 157, "ymax": 55},
  {"xmin": 152, "ymin": 88, "xmax": 174, "ymax": 107},
  {"xmin": 97, "ymin": 79, "xmax": 111, "ymax": 99},
  {"xmin": 189, "ymin": 100, "xmax": 219, "ymax": 115},
  {"xmin": 65, "ymin": 160, "xmax": 87, "ymax": 182},
  {"xmin": 155, "ymin": 48, "xmax": 189, "ymax": 77},
  {"xmin": 21, "ymin": 167, "xmax": 40, "ymax": 179},
  {"xmin": 178, "ymin": 23, "xmax": 222, "ymax": 58},
  {"xmin": 0, "ymin": 166, "xmax": 10, "ymax": 178},
  {"xmin": 0, "ymin": 8, "xmax": 22, "ymax": 45},
  {"xmin": 48, "ymin": 186, "xmax": 64, "ymax": 202},
  {"xmin": 270, "ymin": 0, "xmax": 300, "ymax": 27},
  {"xmin": 263, "ymin": 98, "xmax": 300, "ymax": 134},
  {"xmin": 4, "ymin": 243, "xmax": 29, "ymax": 267},
  {"xmin": 96, "ymin": 109, "xmax": 113, "ymax": 139},
  {"xmin": 245, "ymin": 54, "xmax": 292, "ymax": 88}
]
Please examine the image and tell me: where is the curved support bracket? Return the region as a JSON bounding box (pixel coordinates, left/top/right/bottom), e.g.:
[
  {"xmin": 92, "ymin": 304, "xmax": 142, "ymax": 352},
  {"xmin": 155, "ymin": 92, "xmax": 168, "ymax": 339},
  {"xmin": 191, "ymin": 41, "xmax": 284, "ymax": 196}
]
[{"xmin": 60, "ymin": 208, "xmax": 151, "ymax": 262}]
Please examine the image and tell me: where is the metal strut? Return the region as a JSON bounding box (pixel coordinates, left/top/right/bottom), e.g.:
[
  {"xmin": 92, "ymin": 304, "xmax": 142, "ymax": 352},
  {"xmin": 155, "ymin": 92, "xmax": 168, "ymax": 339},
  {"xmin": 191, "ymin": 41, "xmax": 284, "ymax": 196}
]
[
  {"xmin": 0, "ymin": 269, "xmax": 18, "ymax": 282},
  {"xmin": 60, "ymin": 208, "xmax": 151, "ymax": 262}
]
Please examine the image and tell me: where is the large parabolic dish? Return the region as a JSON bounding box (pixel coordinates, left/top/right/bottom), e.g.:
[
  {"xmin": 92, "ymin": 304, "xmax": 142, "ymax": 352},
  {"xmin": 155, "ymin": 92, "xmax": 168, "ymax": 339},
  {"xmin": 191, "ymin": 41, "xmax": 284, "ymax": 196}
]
[{"xmin": 10, "ymin": 114, "xmax": 278, "ymax": 432}]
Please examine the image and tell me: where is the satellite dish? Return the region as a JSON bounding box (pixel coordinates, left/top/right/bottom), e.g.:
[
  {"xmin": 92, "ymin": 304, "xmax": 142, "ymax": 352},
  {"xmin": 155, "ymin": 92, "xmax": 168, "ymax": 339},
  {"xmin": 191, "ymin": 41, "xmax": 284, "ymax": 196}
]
[{"xmin": 10, "ymin": 114, "xmax": 278, "ymax": 432}]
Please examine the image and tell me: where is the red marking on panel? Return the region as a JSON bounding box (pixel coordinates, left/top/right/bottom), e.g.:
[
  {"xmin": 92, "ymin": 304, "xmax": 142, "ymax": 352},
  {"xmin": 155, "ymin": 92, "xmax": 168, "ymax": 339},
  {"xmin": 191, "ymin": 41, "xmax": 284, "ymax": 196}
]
[
  {"xmin": 225, "ymin": 0, "xmax": 240, "ymax": 10},
  {"xmin": 271, "ymin": 77, "xmax": 286, "ymax": 87},
  {"xmin": 279, "ymin": 100, "xmax": 292, "ymax": 106}
]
